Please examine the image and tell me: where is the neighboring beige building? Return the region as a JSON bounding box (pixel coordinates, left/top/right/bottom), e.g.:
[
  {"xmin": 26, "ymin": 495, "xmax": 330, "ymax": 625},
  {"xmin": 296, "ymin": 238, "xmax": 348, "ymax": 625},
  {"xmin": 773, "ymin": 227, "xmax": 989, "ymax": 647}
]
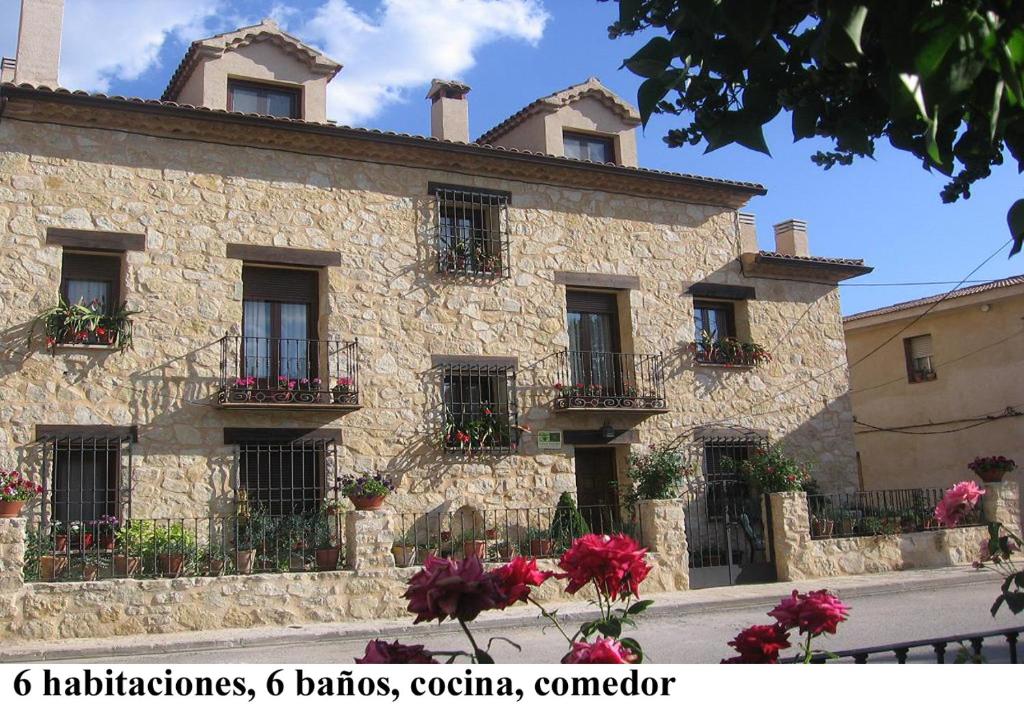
[
  {"xmin": 844, "ymin": 275, "xmax": 1024, "ymax": 496},
  {"xmin": 1, "ymin": 3, "xmax": 869, "ymax": 552}
]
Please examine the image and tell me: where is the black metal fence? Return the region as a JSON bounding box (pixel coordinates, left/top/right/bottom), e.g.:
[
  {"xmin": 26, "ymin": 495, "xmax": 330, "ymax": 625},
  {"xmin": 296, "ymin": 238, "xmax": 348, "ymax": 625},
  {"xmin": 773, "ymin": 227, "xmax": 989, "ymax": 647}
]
[
  {"xmin": 432, "ymin": 185, "xmax": 511, "ymax": 279},
  {"xmin": 794, "ymin": 627, "xmax": 1022, "ymax": 664},
  {"xmin": 552, "ymin": 351, "xmax": 667, "ymax": 411},
  {"xmin": 24, "ymin": 511, "xmax": 346, "ymax": 582},
  {"xmin": 218, "ymin": 335, "xmax": 360, "ymax": 407},
  {"xmin": 392, "ymin": 504, "xmax": 638, "ymax": 566},
  {"xmin": 806, "ymin": 488, "xmax": 983, "ymax": 539}
]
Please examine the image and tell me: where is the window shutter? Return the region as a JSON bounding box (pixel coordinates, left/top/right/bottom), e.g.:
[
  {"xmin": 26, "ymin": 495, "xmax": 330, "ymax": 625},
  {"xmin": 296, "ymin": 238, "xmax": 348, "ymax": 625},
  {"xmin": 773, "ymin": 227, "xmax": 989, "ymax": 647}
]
[
  {"xmin": 242, "ymin": 266, "xmax": 318, "ymax": 304},
  {"xmin": 909, "ymin": 335, "xmax": 933, "ymax": 359},
  {"xmin": 566, "ymin": 290, "xmax": 619, "ymax": 314}
]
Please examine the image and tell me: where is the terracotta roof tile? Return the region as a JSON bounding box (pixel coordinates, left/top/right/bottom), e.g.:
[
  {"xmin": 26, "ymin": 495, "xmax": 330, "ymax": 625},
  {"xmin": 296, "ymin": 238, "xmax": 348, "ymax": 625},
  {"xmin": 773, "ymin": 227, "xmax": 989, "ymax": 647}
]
[{"xmin": 844, "ymin": 274, "xmax": 1024, "ymax": 322}]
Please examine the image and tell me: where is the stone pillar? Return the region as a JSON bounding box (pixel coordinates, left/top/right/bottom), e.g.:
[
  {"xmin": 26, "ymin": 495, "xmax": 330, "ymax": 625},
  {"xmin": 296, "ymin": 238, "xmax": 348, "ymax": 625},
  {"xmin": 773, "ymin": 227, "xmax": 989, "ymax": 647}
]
[
  {"xmin": 769, "ymin": 492, "xmax": 811, "ymax": 581},
  {"xmin": 637, "ymin": 499, "xmax": 689, "ymax": 590},
  {"xmin": 982, "ymin": 480, "xmax": 1020, "ymax": 536},
  {"xmin": 345, "ymin": 511, "xmax": 396, "ymax": 572},
  {"xmin": 0, "ymin": 518, "xmax": 26, "ymax": 623}
]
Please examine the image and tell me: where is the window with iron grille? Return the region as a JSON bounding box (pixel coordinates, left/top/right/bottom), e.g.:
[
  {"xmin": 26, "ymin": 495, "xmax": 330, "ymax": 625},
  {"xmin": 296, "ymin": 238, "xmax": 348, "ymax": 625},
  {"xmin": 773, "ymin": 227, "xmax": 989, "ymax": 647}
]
[
  {"xmin": 37, "ymin": 427, "xmax": 135, "ymax": 527},
  {"xmin": 439, "ymin": 360, "xmax": 519, "ymax": 453},
  {"xmin": 701, "ymin": 435, "xmax": 766, "ymax": 518},
  {"xmin": 231, "ymin": 432, "xmax": 338, "ymax": 516},
  {"xmin": 430, "ymin": 183, "xmax": 510, "ymax": 278}
]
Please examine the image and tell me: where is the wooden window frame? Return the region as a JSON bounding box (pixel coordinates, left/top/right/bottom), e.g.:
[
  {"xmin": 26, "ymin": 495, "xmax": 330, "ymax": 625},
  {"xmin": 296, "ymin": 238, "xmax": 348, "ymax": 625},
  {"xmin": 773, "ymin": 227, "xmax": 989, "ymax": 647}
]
[
  {"xmin": 693, "ymin": 299, "xmax": 737, "ymax": 340},
  {"xmin": 59, "ymin": 250, "xmax": 123, "ymax": 313},
  {"xmin": 562, "ymin": 130, "xmax": 616, "ymax": 164},
  {"xmin": 227, "ymin": 79, "xmax": 303, "ymax": 120}
]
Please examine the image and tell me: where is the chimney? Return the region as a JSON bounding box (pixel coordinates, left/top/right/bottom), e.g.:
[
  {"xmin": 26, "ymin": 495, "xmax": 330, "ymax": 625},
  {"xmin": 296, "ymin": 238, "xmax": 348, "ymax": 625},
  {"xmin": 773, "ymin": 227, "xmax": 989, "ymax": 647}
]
[
  {"xmin": 773, "ymin": 219, "xmax": 809, "ymax": 257},
  {"xmin": 13, "ymin": 0, "xmax": 65, "ymax": 87},
  {"xmin": 738, "ymin": 212, "xmax": 758, "ymax": 254},
  {"xmin": 427, "ymin": 79, "xmax": 471, "ymax": 143}
]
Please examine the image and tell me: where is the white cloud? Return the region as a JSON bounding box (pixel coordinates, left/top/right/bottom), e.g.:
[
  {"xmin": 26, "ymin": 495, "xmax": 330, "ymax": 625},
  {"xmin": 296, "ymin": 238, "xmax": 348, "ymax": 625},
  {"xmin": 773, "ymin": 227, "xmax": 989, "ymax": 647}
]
[
  {"xmin": 293, "ymin": 0, "xmax": 549, "ymax": 125},
  {"xmin": 59, "ymin": 0, "xmax": 223, "ymax": 92}
]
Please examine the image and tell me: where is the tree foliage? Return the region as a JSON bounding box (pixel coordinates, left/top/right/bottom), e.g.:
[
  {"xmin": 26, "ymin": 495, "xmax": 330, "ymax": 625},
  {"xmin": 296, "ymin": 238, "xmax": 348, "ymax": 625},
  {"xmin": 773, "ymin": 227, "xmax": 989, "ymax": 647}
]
[{"xmin": 604, "ymin": 0, "xmax": 1024, "ymax": 255}]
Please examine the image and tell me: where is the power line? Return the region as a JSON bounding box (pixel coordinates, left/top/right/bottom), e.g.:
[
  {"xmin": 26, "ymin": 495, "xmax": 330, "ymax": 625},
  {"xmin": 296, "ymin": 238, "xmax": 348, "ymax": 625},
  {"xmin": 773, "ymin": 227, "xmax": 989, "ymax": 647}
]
[
  {"xmin": 841, "ymin": 279, "xmax": 1007, "ymax": 287},
  {"xmin": 854, "ymin": 405, "xmax": 1023, "ymax": 435}
]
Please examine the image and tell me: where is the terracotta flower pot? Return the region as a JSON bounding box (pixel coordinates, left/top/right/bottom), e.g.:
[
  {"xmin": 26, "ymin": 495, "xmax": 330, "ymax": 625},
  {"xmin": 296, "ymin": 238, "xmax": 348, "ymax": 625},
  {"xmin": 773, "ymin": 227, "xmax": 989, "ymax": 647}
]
[
  {"xmin": 391, "ymin": 544, "xmax": 417, "ymax": 567},
  {"xmin": 315, "ymin": 547, "xmax": 340, "ymax": 571},
  {"xmin": 76, "ymin": 532, "xmax": 94, "ymax": 551},
  {"xmin": 54, "ymin": 535, "xmax": 68, "ymax": 552},
  {"xmin": 82, "ymin": 563, "xmax": 102, "ymax": 581},
  {"xmin": 349, "ymin": 495, "xmax": 385, "ymax": 511},
  {"xmin": 100, "ymin": 536, "xmax": 116, "ymax": 551},
  {"xmin": 208, "ymin": 558, "xmax": 226, "ymax": 576},
  {"xmin": 157, "ymin": 553, "xmax": 185, "ymax": 577},
  {"xmin": 113, "ymin": 554, "xmax": 141, "ymax": 577},
  {"xmin": 462, "ymin": 540, "xmax": 486, "ymax": 559},
  {"xmin": 39, "ymin": 555, "xmax": 69, "ymax": 581},
  {"xmin": 0, "ymin": 500, "xmax": 25, "ymax": 518},
  {"xmin": 529, "ymin": 538, "xmax": 554, "ymax": 557},
  {"xmin": 975, "ymin": 468, "xmax": 1007, "ymax": 483},
  {"xmin": 234, "ymin": 549, "xmax": 255, "ymax": 574}
]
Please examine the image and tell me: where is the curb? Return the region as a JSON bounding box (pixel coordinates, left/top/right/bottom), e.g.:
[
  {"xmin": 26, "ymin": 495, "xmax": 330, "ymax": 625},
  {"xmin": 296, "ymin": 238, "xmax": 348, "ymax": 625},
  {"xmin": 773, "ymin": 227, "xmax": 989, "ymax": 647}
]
[{"xmin": 0, "ymin": 568, "xmax": 993, "ymax": 662}]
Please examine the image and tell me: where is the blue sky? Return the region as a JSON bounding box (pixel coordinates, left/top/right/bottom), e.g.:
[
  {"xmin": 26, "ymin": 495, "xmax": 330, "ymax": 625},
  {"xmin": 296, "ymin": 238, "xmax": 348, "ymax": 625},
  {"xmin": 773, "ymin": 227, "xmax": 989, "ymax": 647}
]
[{"xmin": 3, "ymin": 0, "xmax": 1021, "ymax": 314}]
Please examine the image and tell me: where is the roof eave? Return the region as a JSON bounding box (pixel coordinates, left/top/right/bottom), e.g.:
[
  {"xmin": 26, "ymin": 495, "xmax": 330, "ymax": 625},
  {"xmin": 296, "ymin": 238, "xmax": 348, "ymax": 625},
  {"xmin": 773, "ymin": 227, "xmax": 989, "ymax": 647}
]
[{"xmin": 741, "ymin": 252, "xmax": 872, "ymax": 283}]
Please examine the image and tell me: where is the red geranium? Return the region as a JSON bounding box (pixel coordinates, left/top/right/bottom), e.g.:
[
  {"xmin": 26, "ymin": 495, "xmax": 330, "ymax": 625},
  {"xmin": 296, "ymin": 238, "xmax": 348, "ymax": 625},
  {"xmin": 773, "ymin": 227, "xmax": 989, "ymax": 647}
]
[
  {"xmin": 355, "ymin": 640, "xmax": 437, "ymax": 664},
  {"xmin": 562, "ymin": 638, "xmax": 638, "ymax": 664},
  {"xmin": 403, "ymin": 554, "xmax": 503, "ymax": 624},
  {"xmin": 557, "ymin": 533, "xmax": 651, "ymax": 600},
  {"xmin": 491, "ymin": 556, "xmax": 553, "ymax": 608},
  {"xmin": 722, "ymin": 624, "xmax": 791, "ymax": 664}
]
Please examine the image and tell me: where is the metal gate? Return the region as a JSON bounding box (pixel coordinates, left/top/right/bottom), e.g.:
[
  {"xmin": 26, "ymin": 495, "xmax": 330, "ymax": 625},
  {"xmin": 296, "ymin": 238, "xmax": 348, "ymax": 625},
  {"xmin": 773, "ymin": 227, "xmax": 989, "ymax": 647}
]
[{"xmin": 685, "ymin": 434, "xmax": 776, "ymax": 589}]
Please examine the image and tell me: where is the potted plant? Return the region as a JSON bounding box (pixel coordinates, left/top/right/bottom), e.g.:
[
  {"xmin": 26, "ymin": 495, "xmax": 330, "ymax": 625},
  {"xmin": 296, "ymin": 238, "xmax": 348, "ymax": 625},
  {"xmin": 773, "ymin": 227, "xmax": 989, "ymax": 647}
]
[
  {"xmin": 113, "ymin": 522, "xmax": 145, "ymax": 577},
  {"xmin": 68, "ymin": 521, "xmax": 94, "ymax": 551},
  {"xmin": 30, "ymin": 532, "xmax": 68, "ymax": 581},
  {"xmin": 391, "ymin": 541, "xmax": 419, "ymax": 568},
  {"xmin": 338, "ymin": 471, "xmax": 395, "ymax": 511},
  {"xmin": 82, "ymin": 554, "xmax": 111, "ymax": 581},
  {"xmin": 293, "ymin": 377, "xmax": 322, "ymax": 403},
  {"xmin": 0, "ymin": 468, "xmax": 42, "ymax": 518},
  {"xmin": 333, "ymin": 376, "xmax": 357, "ymax": 404},
  {"xmin": 811, "ymin": 516, "xmax": 835, "ymax": 538},
  {"xmin": 93, "ymin": 515, "xmax": 120, "ymax": 550},
  {"xmin": 461, "ymin": 530, "xmax": 487, "ymax": 560},
  {"xmin": 145, "ymin": 524, "xmax": 197, "ymax": 577},
  {"xmin": 312, "ymin": 513, "xmax": 340, "ymax": 571},
  {"xmin": 31, "ymin": 296, "xmax": 137, "ymax": 351},
  {"xmin": 838, "ymin": 511, "xmax": 858, "ymax": 536},
  {"xmin": 524, "ymin": 529, "xmax": 554, "ymax": 557},
  {"xmin": 968, "ymin": 456, "xmax": 1016, "ymax": 484}
]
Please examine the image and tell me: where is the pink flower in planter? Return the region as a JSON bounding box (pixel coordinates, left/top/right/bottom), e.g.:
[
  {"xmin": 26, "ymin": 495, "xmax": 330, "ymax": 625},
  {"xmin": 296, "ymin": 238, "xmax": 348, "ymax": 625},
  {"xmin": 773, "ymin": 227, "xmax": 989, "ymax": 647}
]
[
  {"xmin": 404, "ymin": 554, "xmax": 504, "ymax": 624},
  {"xmin": 934, "ymin": 481, "xmax": 985, "ymax": 528},
  {"xmin": 562, "ymin": 638, "xmax": 638, "ymax": 664},
  {"xmin": 355, "ymin": 640, "xmax": 437, "ymax": 664}
]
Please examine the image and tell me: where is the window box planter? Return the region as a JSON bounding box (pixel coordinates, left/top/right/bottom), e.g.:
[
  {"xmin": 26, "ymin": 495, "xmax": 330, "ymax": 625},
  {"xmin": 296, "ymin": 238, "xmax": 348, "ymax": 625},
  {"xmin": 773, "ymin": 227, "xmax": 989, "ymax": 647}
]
[
  {"xmin": 33, "ymin": 298, "xmax": 136, "ymax": 353},
  {"xmin": 693, "ymin": 336, "xmax": 771, "ymax": 367}
]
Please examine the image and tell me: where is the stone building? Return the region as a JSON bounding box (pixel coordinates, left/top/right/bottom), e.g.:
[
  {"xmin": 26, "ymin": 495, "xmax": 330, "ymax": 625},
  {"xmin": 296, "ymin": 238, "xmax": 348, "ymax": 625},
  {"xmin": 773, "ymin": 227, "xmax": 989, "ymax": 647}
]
[
  {"xmin": 0, "ymin": 3, "xmax": 870, "ymax": 543},
  {"xmin": 845, "ymin": 274, "xmax": 1024, "ymax": 504}
]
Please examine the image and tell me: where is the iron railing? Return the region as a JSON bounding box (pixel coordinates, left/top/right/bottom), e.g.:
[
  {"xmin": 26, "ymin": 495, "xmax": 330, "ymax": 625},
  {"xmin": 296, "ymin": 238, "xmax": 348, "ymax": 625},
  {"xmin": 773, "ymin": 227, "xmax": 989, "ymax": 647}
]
[
  {"xmin": 24, "ymin": 512, "xmax": 346, "ymax": 582},
  {"xmin": 440, "ymin": 361, "xmax": 520, "ymax": 454},
  {"xmin": 432, "ymin": 184, "xmax": 510, "ymax": 278},
  {"xmin": 392, "ymin": 504, "xmax": 638, "ymax": 565},
  {"xmin": 793, "ymin": 627, "xmax": 1022, "ymax": 664},
  {"xmin": 552, "ymin": 351, "xmax": 667, "ymax": 411},
  {"xmin": 693, "ymin": 337, "xmax": 770, "ymax": 367},
  {"xmin": 218, "ymin": 335, "xmax": 359, "ymax": 408},
  {"xmin": 806, "ymin": 488, "xmax": 983, "ymax": 539}
]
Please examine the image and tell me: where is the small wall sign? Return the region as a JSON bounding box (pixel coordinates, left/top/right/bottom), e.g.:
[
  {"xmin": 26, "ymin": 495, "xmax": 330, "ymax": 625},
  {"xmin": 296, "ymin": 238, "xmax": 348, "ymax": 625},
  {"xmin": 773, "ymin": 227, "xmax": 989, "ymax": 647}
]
[{"xmin": 537, "ymin": 430, "xmax": 563, "ymax": 450}]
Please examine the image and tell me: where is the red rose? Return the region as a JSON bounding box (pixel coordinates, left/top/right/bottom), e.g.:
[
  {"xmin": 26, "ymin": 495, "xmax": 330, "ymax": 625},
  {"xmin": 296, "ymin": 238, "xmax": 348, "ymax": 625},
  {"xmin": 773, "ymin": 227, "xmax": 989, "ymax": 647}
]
[
  {"xmin": 403, "ymin": 554, "xmax": 503, "ymax": 624},
  {"xmin": 768, "ymin": 590, "xmax": 802, "ymax": 629},
  {"xmin": 562, "ymin": 638, "xmax": 638, "ymax": 664},
  {"xmin": 557, "ymin": 533, "xmax": 651, "ymax": 600},
  {"xmin": 491, "ymin": 556, "xmax": 553, "ymax": 608},
  {"xmin": 769, "ymin": 589, "xmax": 850, "ymax": 636},
  {"xmin": 722, "ymin": 624, "xmax": 791, "ymax": 664},
  {"xmin": 355, "ymin": 640, "xmax": 437, "ymax": 664}
]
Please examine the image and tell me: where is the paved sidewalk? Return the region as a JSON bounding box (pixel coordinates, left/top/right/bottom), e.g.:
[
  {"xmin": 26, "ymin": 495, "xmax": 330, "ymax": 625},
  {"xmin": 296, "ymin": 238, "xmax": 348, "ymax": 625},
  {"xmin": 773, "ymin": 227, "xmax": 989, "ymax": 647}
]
[{"xmin": 0, "ymin": 565, "xmax": 993, "ymax": 662}]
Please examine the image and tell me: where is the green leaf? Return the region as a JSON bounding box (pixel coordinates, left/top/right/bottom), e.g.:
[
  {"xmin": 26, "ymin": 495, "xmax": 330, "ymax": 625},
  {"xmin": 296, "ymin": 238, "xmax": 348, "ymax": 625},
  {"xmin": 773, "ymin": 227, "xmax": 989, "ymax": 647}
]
[
  {"xmin": 792, "ymin": 103, "xmax": 819, "ymax": 141},
  {"xmin": 619, "ymin": 637, "xmax": 645, "ymax": 663},
  {"xmin": 914, "ymin": 20, "xmax": 961, "ymax": 80},
  {"xmin": 596, "ymin": 617, "xmax": 623, "ymax": 638},
  {"xmin": 637, "ymin": 76, "xmax": 672, "ymax": 127},
  {"xmin": 827, "ymin": 2, "xmax": 869, "ymax": 63},
  {"xmin": 1006, "ymin": 198, "xmax": 1024, "ymax": 256},
  {"xmin": 623, "ymin": 36, "xmax": 675, "ymax": 79},
  {"xmin": 626, "ymin": 599, "xmax": 654, "ymax": 615}
]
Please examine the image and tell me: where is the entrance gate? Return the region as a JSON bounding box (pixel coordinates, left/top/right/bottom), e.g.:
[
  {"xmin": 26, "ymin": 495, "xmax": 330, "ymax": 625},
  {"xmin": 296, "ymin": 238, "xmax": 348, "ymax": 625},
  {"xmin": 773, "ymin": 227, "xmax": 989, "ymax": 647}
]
[{"xmin": 685, "ymin": 433, "xmax": 776, "ymax": 589}]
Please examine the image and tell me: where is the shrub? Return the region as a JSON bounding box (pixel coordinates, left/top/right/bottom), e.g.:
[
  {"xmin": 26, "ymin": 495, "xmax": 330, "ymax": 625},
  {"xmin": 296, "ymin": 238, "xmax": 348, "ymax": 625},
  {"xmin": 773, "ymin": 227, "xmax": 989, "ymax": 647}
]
[
  {"xmin": 734, "ymin": 445, "xmax": 811, "ymax": 494},
  {"xmin": 549, "ymin": 492, "xmax": 590, "ymax": 545},
  {"xmin": 626, "ymin": 444, "xmax": 688, "ymax": 507}
]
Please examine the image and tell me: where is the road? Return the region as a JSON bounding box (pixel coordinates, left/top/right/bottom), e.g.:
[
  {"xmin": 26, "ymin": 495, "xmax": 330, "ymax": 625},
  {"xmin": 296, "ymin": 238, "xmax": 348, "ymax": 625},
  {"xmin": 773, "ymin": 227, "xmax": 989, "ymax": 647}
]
[{"xmin": 54, "ymin": 580, "xmax": 1021, "ymax": 664}]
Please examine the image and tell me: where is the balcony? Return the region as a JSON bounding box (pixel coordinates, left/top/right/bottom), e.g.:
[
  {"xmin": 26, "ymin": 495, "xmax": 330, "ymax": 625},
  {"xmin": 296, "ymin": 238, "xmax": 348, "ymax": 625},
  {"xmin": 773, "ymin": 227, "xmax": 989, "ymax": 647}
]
[
  {"xmin": 552, "ymin": 351, "xmax": 667, "ymax": 412},
  {"xmin": 693, "ymin": 337, "xmax": 771, "ymax": 368},
  {"xmin": 217, "ymin": 335, "xmax": 361, "ymax": 411}
]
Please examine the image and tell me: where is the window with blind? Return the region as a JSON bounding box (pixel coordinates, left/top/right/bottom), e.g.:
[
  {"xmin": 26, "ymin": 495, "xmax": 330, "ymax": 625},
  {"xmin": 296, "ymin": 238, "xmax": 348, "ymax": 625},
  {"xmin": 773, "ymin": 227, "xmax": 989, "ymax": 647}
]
[
  {"xmin": 227, "ymin": 80, "xmax": 301, "ymax": 119},
  {"xmin": 241, "ymin": 265, "xmax": 319, "ymax": 383},
  {"xmin": 563, "ymin": 131, "xmax": 616, "ymax": 163},
  {"xmin": 61, "ymin": 251, "xmax": 121, "ymax": 312},
  {"xmin": 904, "ymin": 334, "xmax": 936, "ymax": 383}
]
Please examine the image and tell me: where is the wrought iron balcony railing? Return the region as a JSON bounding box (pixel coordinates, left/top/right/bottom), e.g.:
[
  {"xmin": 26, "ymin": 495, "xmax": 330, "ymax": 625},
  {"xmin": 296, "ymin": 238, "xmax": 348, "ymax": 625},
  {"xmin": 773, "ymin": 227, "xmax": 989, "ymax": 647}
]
[
  {"xmin": 218, "ymin": 335, "xmax": 360, "ymax": 409},
  {"xmin": 552, "ymin": 351, "xmax": 667, "ymax": 411}
]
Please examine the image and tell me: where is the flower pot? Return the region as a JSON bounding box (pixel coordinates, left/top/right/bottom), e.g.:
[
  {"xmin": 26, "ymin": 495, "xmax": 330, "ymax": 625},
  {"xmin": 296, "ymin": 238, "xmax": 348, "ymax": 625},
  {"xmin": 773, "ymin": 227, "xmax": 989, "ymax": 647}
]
[
  {"xmin": 54, "ymin": 535, "xmax": 68, "ymax": 552},
  {"xmin": 349, "ymin": 495, "xmax": 385, "ymax": 511},
  {"xmin": 157, "ymin": 553, "xmax": 185, "ymax": 577},
  {"xmin": 974, "ymin": 468, "xmax": 1007, "ymax": 484},
  {"xmin": 100, "ymin": 536, "xmax": 116, "ymax": 551},
  {"xmin": 391, "ymin": 544, "xmax": 417, "ymax": 568},
  {"xmin": 529, "ymin": 538, "xmax": 554, "ymax": 557},
  {"xmin": 498, "ymin": 545, "xmax": 515, "ymax": 562},
  {"xmin": 234, "ymin": 549, "xmax": 255, "ymax": 574},
  {"xmin": 208, "ymin": 558, "xmax": 226, "ymax": 576},
  {"xmin": 113, "ymin": 554, "xmax": 141, "ymax": 577},
  {"xmin": 315, "ymin": 547, "xmax": 340, "ymax": 571},
  {"xmin": 76, "ymin": 532, "xmax": 94, "ymax": 551},
  {"xmin": 39, "ymin": 555, "xmax": 69, "ymax": 581},
  {"xmin": 0, "ymin": 500, "xmax": 25, "ymax": 518},
  {"xmin": 289, "ymin": 553, "xmax": 306, "ymax": 571},
  {"xmin": 485, "ymin": 528, "xmax": 497, "ymax": 540},
  {"xmin": 82, "ymin": 563, "xmax": 102, "ymax": 581},
  {"xmin": 462, "ymin": 540, "xmax": 486, "ymax": 559}
]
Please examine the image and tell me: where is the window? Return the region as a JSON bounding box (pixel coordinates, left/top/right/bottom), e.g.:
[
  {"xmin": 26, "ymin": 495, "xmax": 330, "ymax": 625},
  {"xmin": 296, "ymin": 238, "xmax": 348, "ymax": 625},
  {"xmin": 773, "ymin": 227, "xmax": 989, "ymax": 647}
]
[
  {"xmin": 701, "ymin": 436, "xmax": 764, "ymax": 518},
  {"xmin": 905, "ymin": 334, "xmax": 936, "ymax": 383},
  {"xmin": 56, "ymin": 250, "xmax": 124, "ymax": 345},
  {"xmin": 234, "ymin": 434, "xmax": 337, "ymax": 516},
  {"xmin": 241, "ymin": 265, "xmax": 319, "ymax": 384},
  {"xmin": 566, "ymin": 290, "xmax": 623, "ymax": 391},
  {"xmin": 694, "ymin": 300, "xmax": 736, "ymax": 344},
  {"xmin": 38, "ymin": 428, "xmax": 134, "ymax": 526},
  {"xmin": 439, "ymin": 360, "xmax": 519, "ymax": 453},
  {"xmin": 227, "ymin": 80, "xmax": 301, "ymax": 119},
  {"xmin": 563, "ymin": 132, "xmax": 615, "ymax": 163},
  {"xmin": 431, "ymin": 184, "xmax": 510, "ymax": 278}
]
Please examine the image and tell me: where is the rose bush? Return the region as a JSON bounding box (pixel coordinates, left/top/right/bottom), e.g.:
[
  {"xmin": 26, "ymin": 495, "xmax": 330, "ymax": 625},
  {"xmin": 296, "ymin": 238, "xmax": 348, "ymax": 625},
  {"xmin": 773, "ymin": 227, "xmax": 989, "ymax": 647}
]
[
  {"xmin": 563, "ymin": 638, "xmax": 638, "ymax": 664},
  {"xmin": 722, "ymin": 624, "xmax": 791, "ymax": 664},
  {"xmin": 724, "ymin": 589, "xmax": 850, "ymax": 663}
]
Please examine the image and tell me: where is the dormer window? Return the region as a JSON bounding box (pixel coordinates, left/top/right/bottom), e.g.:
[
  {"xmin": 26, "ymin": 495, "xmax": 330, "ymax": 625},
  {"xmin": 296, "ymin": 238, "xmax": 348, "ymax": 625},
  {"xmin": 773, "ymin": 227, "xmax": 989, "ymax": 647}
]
[
  {"xmin": 563, "ymin": 131, "xmax": 615, "ymax": 163},
  {"xmin": 227, "ymin": 79, "xmax": 301, "ymax": 119}
]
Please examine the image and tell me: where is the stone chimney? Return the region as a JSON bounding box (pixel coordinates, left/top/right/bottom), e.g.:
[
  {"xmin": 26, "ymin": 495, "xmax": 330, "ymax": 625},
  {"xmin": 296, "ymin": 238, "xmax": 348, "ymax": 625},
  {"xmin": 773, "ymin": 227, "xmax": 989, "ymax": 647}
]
[
  {"xmin": 13, "ymin": 0, "xmax": 65, "ymax": 87},
  {"xmin": 738, "ymin": 212, "xmax": 758, "ymax": 254},
  {"xmin": 773, "ymin": 219, "xmax": 809, "ymax": 257},
  {"xmin": 427, "ymin": 79, "xmax": 471, "ymax": 143}
]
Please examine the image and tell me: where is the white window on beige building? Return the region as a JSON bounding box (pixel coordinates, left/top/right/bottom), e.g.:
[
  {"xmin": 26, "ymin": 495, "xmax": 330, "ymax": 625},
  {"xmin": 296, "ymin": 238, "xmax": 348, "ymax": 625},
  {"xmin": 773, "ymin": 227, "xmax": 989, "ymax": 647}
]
[{"xmin": 904, "ymin": 333, "xmax": 936, "ymax": 383}]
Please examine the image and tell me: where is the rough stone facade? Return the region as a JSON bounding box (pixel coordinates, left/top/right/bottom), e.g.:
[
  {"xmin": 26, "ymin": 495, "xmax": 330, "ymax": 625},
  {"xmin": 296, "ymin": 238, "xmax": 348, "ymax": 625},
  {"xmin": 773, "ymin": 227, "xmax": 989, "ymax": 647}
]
[{"xmin": 0, "ymin": 112, "xmax": 860, "ymax": 524}]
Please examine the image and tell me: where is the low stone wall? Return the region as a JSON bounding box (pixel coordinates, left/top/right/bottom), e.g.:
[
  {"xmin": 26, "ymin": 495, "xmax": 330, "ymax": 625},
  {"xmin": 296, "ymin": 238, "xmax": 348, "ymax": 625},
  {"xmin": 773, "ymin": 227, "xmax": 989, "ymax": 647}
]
[
  {"xmin": 770, "ymin": 481, "xmax": 1020, "ymax": 581},
  {"xmin": 0, "ymin": 500, "xmax": 689, "ymax": 642}
]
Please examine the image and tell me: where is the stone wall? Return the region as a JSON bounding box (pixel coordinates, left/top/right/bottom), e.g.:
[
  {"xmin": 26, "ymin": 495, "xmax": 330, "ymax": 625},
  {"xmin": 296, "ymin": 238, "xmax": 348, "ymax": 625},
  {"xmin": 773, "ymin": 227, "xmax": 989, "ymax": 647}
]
[
  {"xmin": 0, "ymin": 116, "xmax": 860, "ymax": 526},
  {"xmin": 0, "ymin": 500, "xmax": 689, "ymax": 642},
  {"xmin": 769, "ymin": 481, "xmax": 1019, "ymax": 581}
]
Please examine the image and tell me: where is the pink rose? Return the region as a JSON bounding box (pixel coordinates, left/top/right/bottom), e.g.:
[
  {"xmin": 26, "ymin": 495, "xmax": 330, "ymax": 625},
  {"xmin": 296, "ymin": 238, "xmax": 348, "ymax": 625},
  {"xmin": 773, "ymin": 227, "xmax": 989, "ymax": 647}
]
[
  {"xmin": 562, "ymin": 638, "xmax": 638, "ymax": 664},
  {"xmin": 934, "ymin": 481, "xmax": 985, "ymax": 528}
]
